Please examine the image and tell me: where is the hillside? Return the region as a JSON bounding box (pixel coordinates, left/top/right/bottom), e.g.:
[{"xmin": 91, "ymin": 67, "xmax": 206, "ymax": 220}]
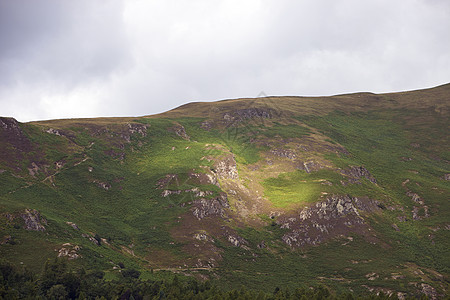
[{"xmin": 1, "ymin": 83, "xmax": 449, "ymax": 298}]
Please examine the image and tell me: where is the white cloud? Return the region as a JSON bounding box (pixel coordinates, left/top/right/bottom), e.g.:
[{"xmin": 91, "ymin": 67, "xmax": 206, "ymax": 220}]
[{"xmin": 0, "ymin": 0, "xmax": 449, "ymax": 122}]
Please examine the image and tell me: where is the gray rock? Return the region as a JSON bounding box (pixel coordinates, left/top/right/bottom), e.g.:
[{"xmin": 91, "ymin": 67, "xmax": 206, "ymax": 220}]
[
  {"xmin": 21, "ymin": 209, "xmax": 47, "ymax": 231},
  {"xmin": 214, "ymin": 155, "xmax": 238, "ymax": 179},
  {"xmin": 406, "ymin": 191, "xmax": 423, "ymax": 205},
  {"xmin": 340, "ymin": 166, "xmax": 377, "ymax": 184},
  {"xmin": 420, "ymin": 283, "xmax": 438, "ymax": 300},
  {"xmin": 170, "ymin": 124, "xmax": 190, "ymax": 140},
  {"xmin": 66, "ymin": 222, "xmax": 79, "ymax": 230},
  {"xmin": 227, "ymin": 234, "xmax": 249, "ymax": 248},
  {"xmin": 270, "ymin": 148, "xmax": 296, "ymax": 160},
  {"xmin": 97, "ymin": 181, "xmax": 111, "ymax": 190},
  {"xmin": 192, "ymin": 193, "xmax": 229, "ymax": 220},
  {"xmin": 279, "ymin": 195, "xmax": 381, "ymax": 247},
  {"xmin": 302, "ymin": 161, "xmax": 323, "ymax": 173},
  {"xmin": 200, "ymin": 121, "xmax": 212, "ymax": 131},
  {"xmin": 57, "ymin": 243, "xmax": 81, "ymax": 260}
]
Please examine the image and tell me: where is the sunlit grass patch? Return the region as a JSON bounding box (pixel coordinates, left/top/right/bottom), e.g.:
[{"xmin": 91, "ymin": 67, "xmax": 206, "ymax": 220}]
[{"xmin": 262, "ymin": 170, "xmax": 323, "ymax": 207}]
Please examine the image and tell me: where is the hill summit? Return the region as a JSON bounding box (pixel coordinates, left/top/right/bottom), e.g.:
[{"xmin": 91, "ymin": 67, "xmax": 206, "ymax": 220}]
[{"xmin": 1, "ymin": 84, "xmax": 449, "ymax": 298}]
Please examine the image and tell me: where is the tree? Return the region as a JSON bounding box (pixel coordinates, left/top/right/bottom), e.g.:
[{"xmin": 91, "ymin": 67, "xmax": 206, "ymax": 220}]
[{"xmin": 47, "ymin": 284, "xmax": 68, "ymax": 300}]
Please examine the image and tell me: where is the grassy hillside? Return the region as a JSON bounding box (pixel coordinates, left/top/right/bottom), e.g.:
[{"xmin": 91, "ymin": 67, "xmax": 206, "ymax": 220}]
[{"xmin": 0, "ymin": 83, "xmax": 449, "ymax": 298}]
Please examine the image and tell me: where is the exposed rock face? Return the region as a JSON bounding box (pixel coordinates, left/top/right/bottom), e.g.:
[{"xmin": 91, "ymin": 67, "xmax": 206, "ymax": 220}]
[
  {"xmin": 234, "ymin": 108, "xmax": 272, "ymax": 120},
  {"xmin": 120, "ymin": 123, "xmax": 148, "ymax": 143},
  {"xmin": 214, "ymin": 155, "xmax": 238, "ymax": 179},
  {"xmin": 0, "ymin": 117, "xmax": 24, "ymax": 136},
  {"xmin": 28, "ymin": 162, "xmax": 41, "ymax": 177},
  {"xmin": 340, "ymin": 166, "xmax": 377, "ymax": 184},
  {"xmin": 82, "ymin": 233, "xmax": 101, "ymax": 246},
  {"xmin": 227, "ymin": 234, "xmax": 249, "ymax": 248},
  {"xmin": 169, "ymin": 124, "xmax": 190, "ymax": 140},
  {"xmin": 161, "ymin": 190, "xmax": 182, "ymax": 197},
  {"xmin": 200, "ymin": 121, "xmax": 212, "ymax": 131},
  {"xmin": 406, "ymin": 191, "xmax": 423, "ymax": 205},
  {"xmin": 95, "ymin": 181, "xmax": 111, "ymax": 190},
  {"xmin": 46, "ymin": 128, "xmax": 63, "ymax": 136},
  {"xmin": 66, "ymin": 222, "xmax": 79, "ymax": 230},
  {"xmin": 188, "ymin": 171, "xmax": 218, "ymax": 186},
  {"xmin": 270, "ymin": 148, "xmax": 296, "ymax": 160},
  {"xmin": 420, "ymin": 283, "xmax": 438, "ymax": 300},
  {"xmin": 412, "ymin": 206, "xmax": 429, "ymax": 220},
  {"xmin": 127, "ymin": 123, "xmax": 147, "ymax": 136},
  {"xmin": 21, "ymin": 209, "xmax": 47, "ymax": 231},
  {"xmin": 278, "ymin": 195, "xmax": 380, "ymax": 247},
  {"xmin": 57, "ymin": 243, "xmax": 81, "ymax": 259},
  {"xmin": 223, "ymin": 108, "xmax": 273, "ymax": 126},
  {"xmin": 192, "ymin": 193, "xmax": 229, "ymax": 220},
  {"xmin": 444, "ymin": 174, "xmax": 450, "ymax": 181},
  {"xmin": 161, "ymin": 188, "xmax": 213, "ymax": 198},
  {"xmin": 193, "ymin": 232, "xmax": 213, "ymax": 242},
  {"xmin": 301, "ymin": 160, "xmax": 324, "ymax": 173}
]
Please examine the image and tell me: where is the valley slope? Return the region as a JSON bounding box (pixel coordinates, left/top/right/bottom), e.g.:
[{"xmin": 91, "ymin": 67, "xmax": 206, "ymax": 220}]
[{"xmin": 0, "ymin": 84, "xmax": 449, "ymax": 298}]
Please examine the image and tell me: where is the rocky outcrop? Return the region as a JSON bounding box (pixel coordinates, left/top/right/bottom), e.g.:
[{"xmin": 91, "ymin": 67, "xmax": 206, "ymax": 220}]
[
  {"xmin": 278, "ymin": 195, "xmax": 380, "ymax": 247},
  {"xmin": 412, "ymin": 206, "xmax": 429, "ymax": 220},
  {"xmin": 161, "ymin": 188, "xmax": 213, "ymax": 198},
  {"xmin": 127, "ymin": 123, "xmax": 147, "ymax": 136},
  {"xmin": 406, "ymin": 191, "xmax": 423, "ymax": 205},
  {"xmin": 66, "ymin": 222, "xmax": 79, "ymax": 230},
  {"xmin": 200, "ymin": 121, "xmax": 212, "ymax": 131},
  {"xmin": 227, "ymin": 234, "xmax": 249, "ymax": 248},
  {"xmin": 28, "ymin": 162, "xmax": 41, "ymax": 177},
  {"xmin": 213, "ymin": 155, "xmax": 238, "ymax": 179},
  {"xmin": 46, "ymin": 128, "xmax": 63, "ymax": 136},
  {"xmin": 192, "ymin": 193, "xmax": 229, "ymax": 220},
  {"xmin": 21, "ymin": 209, "xmax": 47, "ymax": 231},
  {"xmin": 223, "ymin": 108, "xmax": 273, "ymax": 126},
  {"xmin": 403, "ymin": 182, "xmax": 429, "ymax": 221},
  {"xmin": 301, "ymin": 160, "xmax": 324, "ymax": 173},
  {"xmin": 233, "ymin": 108, "xmax": 272, "ymax": 120},
  {"xmin": 270, "ymin": 148, "xmax": 296, "ymax": 160},
  {"xmin": 120, "ymin": 123, "xmax": 148, "ymax": 143},
  {"xmin": 57, "ymin": 243, "xmax": 81, "ymax": 260},
  {"xmin": 188, "ymin": 171, "xmax": 218, "ymax": 186},
  {"xmin": 96, "ymin": 181, "xmax": 111, "ymax": 190},
  {"xmin": 0, "ymin": 117, "xmax": 25, "ymax": 137},
  {"xmin": 169, "ymin": 124, "xmax": 190, "ymax": 140},
  {"xmin": 193, "ymin": 232, "xmax": 213, "ymax": 242},
  {"xmin": 419, "ymin": 283, "xmax": 438, "ymax": 300},
  {"xmin": 82, "ymin": 233, "xmax": 101, "ymax": 246},
  {"xmin": 340, "ymin": 166, "xmax": 376, "ymax": 184}
]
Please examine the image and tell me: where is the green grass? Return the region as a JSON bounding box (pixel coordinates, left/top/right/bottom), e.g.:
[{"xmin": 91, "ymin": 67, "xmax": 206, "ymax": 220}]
[
  {"xmin": 262, "ymin": 170, "xmax": 323, "ymax": 207},
  {"xmin": 1, "ymin": 85, "xmax": 449, "ymax": 296}
]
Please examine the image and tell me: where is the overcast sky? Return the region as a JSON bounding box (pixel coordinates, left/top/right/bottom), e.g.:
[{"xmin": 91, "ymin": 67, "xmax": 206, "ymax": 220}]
[{"xmin": 1, "ymin": 0, "xmax": 449, "ymax": 122}]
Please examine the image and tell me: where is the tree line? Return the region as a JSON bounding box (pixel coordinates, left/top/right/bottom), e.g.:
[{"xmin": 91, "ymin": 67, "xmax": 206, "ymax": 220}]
[{"xmin": 0, "ymin": 258, "xmax": 437, "ymax": 299}]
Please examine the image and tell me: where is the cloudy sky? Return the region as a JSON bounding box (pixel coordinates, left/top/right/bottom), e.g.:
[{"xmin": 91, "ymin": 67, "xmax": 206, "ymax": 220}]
[{"xmin": 1, "ymin": 0, "xmax": 449, "ymax": 122}]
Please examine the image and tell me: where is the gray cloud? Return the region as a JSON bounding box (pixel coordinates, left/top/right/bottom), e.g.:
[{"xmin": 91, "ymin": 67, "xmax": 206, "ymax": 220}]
[{"xmin": 0, "ymin": 0, "xmax": 449, "ymax": 121}]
